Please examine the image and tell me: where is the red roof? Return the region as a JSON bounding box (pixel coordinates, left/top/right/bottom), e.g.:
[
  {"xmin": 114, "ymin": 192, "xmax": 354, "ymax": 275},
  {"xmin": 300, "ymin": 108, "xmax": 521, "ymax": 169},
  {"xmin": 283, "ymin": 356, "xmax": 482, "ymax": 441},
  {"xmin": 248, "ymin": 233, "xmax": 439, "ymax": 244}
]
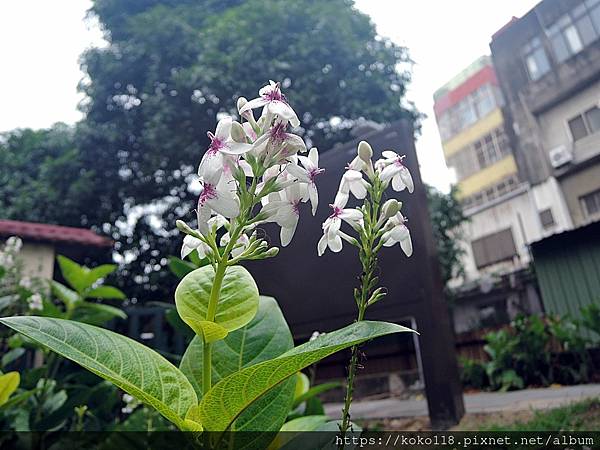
[{"xmin": 0, "ymin": 220, "xmax": 112, "ymax": 248}]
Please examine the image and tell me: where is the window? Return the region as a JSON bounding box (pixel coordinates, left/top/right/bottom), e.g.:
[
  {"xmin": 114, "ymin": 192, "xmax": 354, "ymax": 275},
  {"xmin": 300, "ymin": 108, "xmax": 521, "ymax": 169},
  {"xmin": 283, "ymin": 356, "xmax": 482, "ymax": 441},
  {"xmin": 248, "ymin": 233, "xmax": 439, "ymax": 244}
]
[
  {"xmin": 523, "ymin": 37, "xmax": 551, "ymax": 81},
  {"xmin": 472, "ymin": 229, "xmax": 518, "ymax": 269},
  {"xmin": 546, "ymin": 3, "xmax": 600, "ymax": 63},
  {"xmin": 580, "ymin": 189, "xmax": 600, "ymax": 220},
  {"xmin": 568, "ymin": 106, "xmax": 600, "ymax": 141},
  {"xmin": 461, "ymin": 175, "xmax": 521, "ymax": 210},
  {"xmin": 539, "ymin": 208, "xmax": 556, "ymax": 229}
]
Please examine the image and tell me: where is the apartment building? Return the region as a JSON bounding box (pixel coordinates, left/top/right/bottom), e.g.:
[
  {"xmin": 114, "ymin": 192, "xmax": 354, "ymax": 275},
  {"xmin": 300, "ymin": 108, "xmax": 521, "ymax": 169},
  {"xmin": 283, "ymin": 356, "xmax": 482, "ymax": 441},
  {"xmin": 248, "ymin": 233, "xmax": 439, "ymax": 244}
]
[{"xmin": 491, "ymin": 0, "xmax": 600, "ymax": 229}]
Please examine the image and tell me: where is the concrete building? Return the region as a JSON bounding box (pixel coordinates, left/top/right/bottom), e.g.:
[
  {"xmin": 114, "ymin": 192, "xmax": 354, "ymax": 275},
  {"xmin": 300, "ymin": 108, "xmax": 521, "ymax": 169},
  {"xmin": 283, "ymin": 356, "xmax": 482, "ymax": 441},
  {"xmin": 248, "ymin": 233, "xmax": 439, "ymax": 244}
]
[
  {"xmin": 491, "ymin": 0, "xmax": 600, "ymax": 230},
  {"xmin": 433, "ymin": 57, "xmax": 547, "ymax": 333}
]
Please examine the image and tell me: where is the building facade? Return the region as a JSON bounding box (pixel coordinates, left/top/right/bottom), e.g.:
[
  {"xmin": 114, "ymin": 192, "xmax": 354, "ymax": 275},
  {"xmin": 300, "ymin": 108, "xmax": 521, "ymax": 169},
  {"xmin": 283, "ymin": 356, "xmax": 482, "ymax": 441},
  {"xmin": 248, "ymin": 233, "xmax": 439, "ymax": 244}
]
[{"xmin": 491, "ymin": 0, "xmax": 600, "ymax": 230}]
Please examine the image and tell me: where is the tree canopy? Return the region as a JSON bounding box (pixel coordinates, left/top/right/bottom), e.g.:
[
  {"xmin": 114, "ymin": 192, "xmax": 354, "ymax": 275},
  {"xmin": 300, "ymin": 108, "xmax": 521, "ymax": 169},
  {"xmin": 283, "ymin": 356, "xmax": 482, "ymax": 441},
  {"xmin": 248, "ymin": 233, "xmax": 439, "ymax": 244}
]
[{"xmin": 2, "ymin": 0, "xmax": 418, "ymax": 300}]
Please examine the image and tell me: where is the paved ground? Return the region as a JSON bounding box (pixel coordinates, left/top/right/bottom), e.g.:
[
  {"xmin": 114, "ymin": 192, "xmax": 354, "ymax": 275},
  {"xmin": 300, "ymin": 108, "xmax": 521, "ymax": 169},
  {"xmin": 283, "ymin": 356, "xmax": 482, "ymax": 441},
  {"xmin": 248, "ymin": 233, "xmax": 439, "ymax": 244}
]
[{"xmin": 324, "ymin": 384, "xmax": 600, "ymax": 419}]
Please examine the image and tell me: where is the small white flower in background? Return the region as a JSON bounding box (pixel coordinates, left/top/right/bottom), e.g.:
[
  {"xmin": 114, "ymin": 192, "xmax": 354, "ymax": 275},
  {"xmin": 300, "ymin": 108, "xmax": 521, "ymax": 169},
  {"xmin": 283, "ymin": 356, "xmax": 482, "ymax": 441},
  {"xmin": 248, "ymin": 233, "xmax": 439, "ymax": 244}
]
[
  {"xmin": 382, "ymin": 212, "xmax": 413, "ymax": 257},
  {"xmin": 6, "ymin": 236, "xmax": 23, "ymax": 253},
  {"xmin": 27, "ymin": 293, "xmax": 43, "ymax": 311},
  {"xmin": 376, "ymin": 150, "xmax": 414, "ymax": 193},
  {"xmin": 121, "ymin": 393, "xmax": 139, "ymax": 414},
  {"xmin": 240, "ymin": 80, "xmax": 300, "ymax": 127},
  {"xmin": 285, "ymin": 147, "xmax": 324, "ymax": 215},
  {"xmin": 19, "ymin": 277, "xmax": 32, "ymax": 289}
]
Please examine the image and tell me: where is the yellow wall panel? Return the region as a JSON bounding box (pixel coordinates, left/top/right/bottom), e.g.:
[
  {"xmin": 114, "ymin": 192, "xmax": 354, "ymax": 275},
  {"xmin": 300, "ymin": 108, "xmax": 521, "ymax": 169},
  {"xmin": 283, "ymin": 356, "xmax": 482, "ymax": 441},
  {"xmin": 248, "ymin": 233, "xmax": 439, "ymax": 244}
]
[
  {"xmin": 443, "ymin": 109, "xmax": 504, "ymax": 158},
  {"xmin": 456, "ymin": 156, "xmax": 518, "ymax": 199}
]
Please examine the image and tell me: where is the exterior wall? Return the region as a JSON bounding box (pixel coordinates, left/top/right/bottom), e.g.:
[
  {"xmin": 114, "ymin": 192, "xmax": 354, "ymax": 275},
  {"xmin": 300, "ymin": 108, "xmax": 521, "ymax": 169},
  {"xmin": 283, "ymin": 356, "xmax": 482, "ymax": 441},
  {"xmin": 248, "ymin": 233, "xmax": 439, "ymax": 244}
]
[
  {"xmin": 456, "ymin": 155, "xmax": 517, "ymax": 199},
  {"xmin": 538, "ymin": 78, "xmax": 600, "ymax": 165},
  {"xmin": 559, "ymin": 164, "xmax": 600, "ymax": 226},
  {"xmin": 530, "ymin": 176, "xmax": 574, "ymax": 233},
  {"xmin": 443, "ymin": 108, "xmax": 504, "ymax": 158},
  {"xmin": 19, "ymin": 242, "xmax": 55, "ymax": 280}
]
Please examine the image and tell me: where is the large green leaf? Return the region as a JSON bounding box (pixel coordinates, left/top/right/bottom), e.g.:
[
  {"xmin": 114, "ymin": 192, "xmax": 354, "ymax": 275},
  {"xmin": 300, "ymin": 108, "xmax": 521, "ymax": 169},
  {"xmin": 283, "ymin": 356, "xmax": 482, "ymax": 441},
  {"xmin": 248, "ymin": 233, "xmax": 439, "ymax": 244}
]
[
  {"xmin": 181, "ymin": 297, "xmax": 296, "ymax": 449},
  {"xmin": 198, "ymin": 321, "xmax": 414, "ymax": 432},
  {"xmin": 168, "ymin": 256, "xmax": 198, "ymax": 279},
  {"xmin": 0, "ymin": 371, "xmax": 19, "ymax": 406},
  {"xmin": 175, "ymin": 265, "xmax": 259, "ymax": 343},
  {"xmin": 0, "ymin": 317, "xmax": 197, "ymax": 429}
]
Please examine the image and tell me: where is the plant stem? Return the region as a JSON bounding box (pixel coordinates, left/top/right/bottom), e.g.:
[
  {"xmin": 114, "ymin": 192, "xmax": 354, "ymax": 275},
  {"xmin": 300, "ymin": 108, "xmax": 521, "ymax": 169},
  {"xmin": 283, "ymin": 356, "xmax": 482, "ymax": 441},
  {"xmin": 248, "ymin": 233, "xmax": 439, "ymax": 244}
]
[{"xmin": 339, "ymin": 181, "xmax": 382, "ymax": 441}]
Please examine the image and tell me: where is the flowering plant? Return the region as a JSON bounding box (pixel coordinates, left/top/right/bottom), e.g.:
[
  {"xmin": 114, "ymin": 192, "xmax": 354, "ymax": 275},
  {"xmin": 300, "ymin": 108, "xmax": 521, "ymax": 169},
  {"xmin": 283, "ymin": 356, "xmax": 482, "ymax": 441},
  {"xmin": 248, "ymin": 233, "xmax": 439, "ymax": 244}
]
[
  {"xmin": 0, "ymin": 82, "xmax": 414, "ymax": 448},
  {"xmin": 317, "ymin": 141, "xmax": 415, "ymax": 435}
]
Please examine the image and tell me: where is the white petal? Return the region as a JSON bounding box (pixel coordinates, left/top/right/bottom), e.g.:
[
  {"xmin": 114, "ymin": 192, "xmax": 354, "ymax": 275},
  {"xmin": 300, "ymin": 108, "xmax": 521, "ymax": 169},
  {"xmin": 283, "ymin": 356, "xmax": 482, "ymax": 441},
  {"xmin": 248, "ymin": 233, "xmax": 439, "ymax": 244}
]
[
  {"xmin": 399, "ymin": 166, "xmax": 414, "ymax": 193},
  {"xmin": 328, "ymin": 234, "xmax": 343, "ymax": 252},
  {"xmin": 268, "ymin": 100, "xmax": 300, "ymax": 127},
  {"xmin": 392, "ymin": 173, "xmax": 406, "ymax": 192},
  {"xmin": 349, "ymin": 179, "xmax": 368, "ymax": 199},
  {"xmin": 208, "ymin": 194, "xmax": 239, "ymax": 218},
  {"xmin": 196, "ymin": 204, "xmax": 212, "ymax": 235},
  {"xmin": 280, "ymin": 219, "xmax": 298, "ymax": 247},
  {"xmin": 309, "ymin": 185, "xmax": 318, "ymax": 216},
  {"xmin": 222, "ymin": 141, "xmax": 253, "ymax": 155},
  {"xmin": 181, "ymin": 235, "xmax": 201, "ymax": 259},
  {"xmin": 285, "ymin": 162, "xmax": 310, "ymax": 182},
  {"xmin": 317, "ymin": 234, "xmax": 328, "ymax": 256},
  {"xmin": 215, "ymin": 116, "xmax": 232, "ymax": 140},
  {"xmin": 239, "ymin": 97, "xmax": 268, "ymax": 114},
  {"xmin": 379, "ymin": 164, "xmax": 398, "ymax": 183},
  {"xmin": 334, "ymin": 191, "xmax": 349, "ymax": 209},
  {"xmin": 382, "ymin": 150, "xmax": 398, "ymax": 160},
  {"xmin": 401, "ymin": 234, "xmax": 413, "ymax": 257}
]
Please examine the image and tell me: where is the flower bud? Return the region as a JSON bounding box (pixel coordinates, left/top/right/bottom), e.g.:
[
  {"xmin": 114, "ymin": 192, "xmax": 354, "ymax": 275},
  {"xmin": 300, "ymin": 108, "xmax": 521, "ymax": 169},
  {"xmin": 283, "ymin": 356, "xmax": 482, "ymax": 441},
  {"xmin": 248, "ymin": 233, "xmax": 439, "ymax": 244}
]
[
  {"xmin": 237, "ymin": 96, "xmax": 248, "ymax": 113},
  {"xmin": 358, "ymin": 141, "xmax": 373, "ymax": 162},
  {"xmin": 264, "ymin": 247, "xmax": 279, "ymax": 258},
  {"xmin": 231, "ymin": 121, "xmax": 246, "ymax": 143},
  {"xmin": 381, "ymin": 199, "xmax": 400, "ymax": 220}
]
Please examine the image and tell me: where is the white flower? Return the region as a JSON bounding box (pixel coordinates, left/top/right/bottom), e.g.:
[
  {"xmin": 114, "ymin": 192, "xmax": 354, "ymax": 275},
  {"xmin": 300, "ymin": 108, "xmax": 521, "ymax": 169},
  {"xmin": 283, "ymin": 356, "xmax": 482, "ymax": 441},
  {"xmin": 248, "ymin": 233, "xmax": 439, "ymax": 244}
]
[
  {"xmin": 206, "ymin": 116, "xmax": 253, "ymax": 156},
  {"xmin": 317, "ymin": 199, "xmax": 363, "ymax": 256},
  {"xmin": 196, "ymin": 168, "xmax": 239, "ymax": 234},
  {"xmin": 181, "ymin": 215, "xmax": 227, "ymax": 259},
  {"xmin": 285, "ymin": 147, "xmax": 324, "ymax": 215},
  {"xmin": 251, "ymin": 120, "xmax": 306, "ymax": 166},
  {"xmin": 334, "ymin": 168, "xmax": 370, "ymax": 208},
  {"xmin": 220, "ymin": 232, "xmax": 250, "ymax": 257},
  {"xmin": 19, "ymin": 277, "xmax": 32, "ymax": 289},
  {"xmin": 6, "ymin": 236, "xmax": 22, "ymax": 253},
  {"xmin": 27, "ymin": 293, "xmax": 43, "ymax": 311},
  {"xmin": 377, "ymin": 151, "xmax": 414, "ymax": 193},
  {"xmin": 382, "ymin": 212, "xmax": 413, "ymax": 257},
  {"xmin": 267, "ymin": 184, "xmax": 304, "ymax": 247},
  {"xmin": 239, "ymin": 80, "xmax": 300, "ymax": 127}
]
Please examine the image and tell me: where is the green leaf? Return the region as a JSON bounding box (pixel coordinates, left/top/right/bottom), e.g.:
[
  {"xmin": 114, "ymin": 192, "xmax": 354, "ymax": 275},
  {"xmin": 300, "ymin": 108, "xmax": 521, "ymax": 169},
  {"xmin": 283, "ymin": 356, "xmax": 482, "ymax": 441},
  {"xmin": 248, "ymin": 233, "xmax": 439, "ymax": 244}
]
[
  {"xmin": 168, "ymin": 256, "xmax": 198, "ymax": 279},
  {"xmin": 51, "ymin": 280, "xmax": 80, "ymax": 307},
  {"xmin": 0, "ymin": 317, "xmax": 197, "ymax": 428},
  {"xmin": 294, "ymin": 372, "xmax": 310, "ymax": 400},
  {"xmin": 85, "ymin": 285, "xmax": 126, "ymax": 300},
  {"xmin": 175, "ymin": 265, "xmax": 259, "ymax": 343},
  {"xmin": 56, "ymin": 255, "xmax": 89, "ymax": 293},
  {"xmin": 57, "ymin": 256, "xmax": 117, "ymax": 293},
  {"xmin": 198, "ymin": 321, "xmax": 414, "ymax": 432},
  {"xmin": 292, "ymin": 382, "xmax": 341, "ymax": 410},
  {"xmin": 0, "ymin": 371, "xmax": 20, "ymax": 406},
  {"xmin": 271, "ymin": 415, "xmax": 331, "ymax": 450},
  {"xmin": 181, "ymin": 296, "xmax": 295, "ymax": 449}
]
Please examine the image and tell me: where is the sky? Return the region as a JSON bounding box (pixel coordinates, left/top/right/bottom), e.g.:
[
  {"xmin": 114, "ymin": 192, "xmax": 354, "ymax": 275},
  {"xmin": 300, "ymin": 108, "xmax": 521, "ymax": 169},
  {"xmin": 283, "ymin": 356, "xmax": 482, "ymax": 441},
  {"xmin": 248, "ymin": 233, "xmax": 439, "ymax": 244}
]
[{"xmin": 0, "ymin": 0, "xmax": 540, "ymax": 192}]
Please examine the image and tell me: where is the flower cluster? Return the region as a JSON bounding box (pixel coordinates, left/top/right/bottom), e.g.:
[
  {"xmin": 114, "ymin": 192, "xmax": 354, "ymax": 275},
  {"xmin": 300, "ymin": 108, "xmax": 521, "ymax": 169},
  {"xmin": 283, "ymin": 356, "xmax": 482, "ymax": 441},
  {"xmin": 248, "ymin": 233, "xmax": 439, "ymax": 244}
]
[
  {"xmin": 178, "ymin": 81, "xmax": 323, "ymax": 263},
  {"xmin": 318, "ymin": 141, "xmax": 414, "ymax": 257}
]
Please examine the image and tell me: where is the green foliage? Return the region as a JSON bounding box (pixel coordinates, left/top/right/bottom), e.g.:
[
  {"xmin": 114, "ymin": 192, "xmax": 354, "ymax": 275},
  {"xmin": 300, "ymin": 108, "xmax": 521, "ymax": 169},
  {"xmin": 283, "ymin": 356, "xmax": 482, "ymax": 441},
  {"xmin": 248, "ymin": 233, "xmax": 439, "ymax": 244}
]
[
  {"xmin": 0, "ymin": 317, "xmax": 198, "ymax": 430},
  {"xmin": 175, "ymin": 266, "xmax": 259, "ymax": 343},
  {"xmin": 580, "ymin": 302, "xmax": 600, "ymax": 339},
  {"xmin": 196, "ymin": 321, "xmax": 413, "ymax": 433},
  {"xmin": 425, "ymin": 184, "xmax": 468, "ymax": 286},
  {"xmin": 461, "ymin": 314, "xmax": 593, "ymax": 391},
  {"xmin": 0, "ymin": 372, "xmax": 19, "ymax": 406}
]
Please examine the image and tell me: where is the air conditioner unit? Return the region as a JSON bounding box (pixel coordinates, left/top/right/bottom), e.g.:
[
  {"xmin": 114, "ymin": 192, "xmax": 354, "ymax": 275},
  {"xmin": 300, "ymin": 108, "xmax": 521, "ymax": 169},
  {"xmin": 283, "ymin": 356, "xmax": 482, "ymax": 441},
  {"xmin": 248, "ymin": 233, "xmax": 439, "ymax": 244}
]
[{"xmin": 549, "ymin": 145, "xmax": 573, "ymax": 168}]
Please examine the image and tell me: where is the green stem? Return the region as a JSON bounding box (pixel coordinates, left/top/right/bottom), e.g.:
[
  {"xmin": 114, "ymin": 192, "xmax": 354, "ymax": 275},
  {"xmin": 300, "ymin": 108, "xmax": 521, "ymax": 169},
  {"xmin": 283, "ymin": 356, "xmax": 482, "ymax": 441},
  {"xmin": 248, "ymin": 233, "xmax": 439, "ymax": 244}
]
[{"xmin": 339, "ymin": 181, "xmax": 382, "ymax": 441}]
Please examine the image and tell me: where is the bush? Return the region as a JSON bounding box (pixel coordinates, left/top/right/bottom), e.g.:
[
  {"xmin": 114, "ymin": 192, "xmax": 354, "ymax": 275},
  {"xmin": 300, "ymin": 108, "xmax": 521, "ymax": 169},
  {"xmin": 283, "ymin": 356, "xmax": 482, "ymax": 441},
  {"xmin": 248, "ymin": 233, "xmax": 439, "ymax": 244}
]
[{"xmin": 461, "ymin": 313, "xmax": 594, "ymax": 391}]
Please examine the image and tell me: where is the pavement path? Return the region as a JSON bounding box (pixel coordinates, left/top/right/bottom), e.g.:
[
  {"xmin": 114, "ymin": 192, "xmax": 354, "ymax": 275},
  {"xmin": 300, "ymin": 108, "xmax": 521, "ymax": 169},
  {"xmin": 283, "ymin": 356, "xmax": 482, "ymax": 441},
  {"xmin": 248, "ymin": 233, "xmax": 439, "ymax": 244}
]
[{"xmin": 324, "ymin": 384, "xmax": 600, "ymax": 419}]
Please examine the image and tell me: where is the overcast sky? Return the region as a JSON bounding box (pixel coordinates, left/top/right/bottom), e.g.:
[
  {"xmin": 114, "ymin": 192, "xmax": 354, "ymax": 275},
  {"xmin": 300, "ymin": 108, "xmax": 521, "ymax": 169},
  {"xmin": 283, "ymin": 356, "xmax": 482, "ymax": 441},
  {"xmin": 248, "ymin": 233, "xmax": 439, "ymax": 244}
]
[{"xmin": 0, "ymin": 0, "xmax": 540, "ymax": 192}]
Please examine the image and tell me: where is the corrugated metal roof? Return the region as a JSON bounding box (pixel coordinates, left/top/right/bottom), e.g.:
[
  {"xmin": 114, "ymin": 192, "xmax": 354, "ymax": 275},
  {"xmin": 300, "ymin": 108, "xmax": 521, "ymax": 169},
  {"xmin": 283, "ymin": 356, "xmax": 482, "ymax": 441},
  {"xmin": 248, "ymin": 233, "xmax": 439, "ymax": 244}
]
[{"xmin": 0, "ymin": 219, "xmax": 112, "ymax": 248}]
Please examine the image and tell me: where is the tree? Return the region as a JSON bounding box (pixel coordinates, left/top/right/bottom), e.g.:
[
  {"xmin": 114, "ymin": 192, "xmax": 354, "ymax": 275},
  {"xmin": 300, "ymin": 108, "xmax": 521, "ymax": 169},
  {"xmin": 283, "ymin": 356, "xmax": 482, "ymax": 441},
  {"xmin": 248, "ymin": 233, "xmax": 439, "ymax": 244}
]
[
  {"xmin": 74, "ymin": 0, "xmax": 417, "ymax": 300},
  {"xmin": 0, "ymin": 124, "xmax": 95, "ymax": 227},
  {"xmin": 425, "ymin": 185, "xmax": 468, "ymax": 287}
]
